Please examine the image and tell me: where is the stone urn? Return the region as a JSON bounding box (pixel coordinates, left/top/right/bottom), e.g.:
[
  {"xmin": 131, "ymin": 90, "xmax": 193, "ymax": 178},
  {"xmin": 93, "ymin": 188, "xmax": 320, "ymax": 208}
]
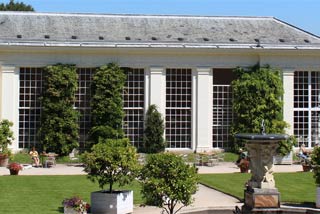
[{"xmin": 235, "ymin": 132, "xmax": 288, "ymax": 212}]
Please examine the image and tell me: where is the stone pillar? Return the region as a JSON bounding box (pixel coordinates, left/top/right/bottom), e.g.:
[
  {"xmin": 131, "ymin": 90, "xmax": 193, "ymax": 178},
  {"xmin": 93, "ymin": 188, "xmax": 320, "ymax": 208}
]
[
  {"xmin": 194, "ymin": 67, "xmax": 213, "ymax": 152},
  {"xmin": 282, "ymin": 69, "xmax": 294, "ymax": 135},
  {"xmin": 1, "ymin": 65, "xmax": 19, "ymax": 151},
  {"xmin": 148, "ymin": 66, "xmax": 166, "ymax": 116}
]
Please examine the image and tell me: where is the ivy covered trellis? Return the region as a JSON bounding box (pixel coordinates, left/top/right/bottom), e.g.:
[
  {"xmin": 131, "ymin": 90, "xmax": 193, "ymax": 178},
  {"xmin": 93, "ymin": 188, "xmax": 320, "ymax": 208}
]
[
  {"xmin": 89, "ymin": 63, "xmax": 126, "ymax": 144},
  {"xmin": 38, "ymin": 64, "xmax": 79, "ymax": 155},
  {"xmin": 231, "ymin": 64, "xmax": 293, "ymax": 155}
]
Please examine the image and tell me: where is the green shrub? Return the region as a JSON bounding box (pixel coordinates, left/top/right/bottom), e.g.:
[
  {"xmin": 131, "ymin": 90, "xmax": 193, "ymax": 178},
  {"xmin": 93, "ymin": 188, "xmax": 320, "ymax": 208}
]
[
  {"xmin": 143, "ymin": 104, "xmax": 165, "ymax": 153},
  {"xmin": 140, "ymin": 153, "xmax": 198, "ymax": 214},
  {"xmin": 0, "ymin": 119, "xmax": 14, "ymax": 157},
  {"xmin": 311, "ymin": 146, "xmax": 320, "ymax": 186}
]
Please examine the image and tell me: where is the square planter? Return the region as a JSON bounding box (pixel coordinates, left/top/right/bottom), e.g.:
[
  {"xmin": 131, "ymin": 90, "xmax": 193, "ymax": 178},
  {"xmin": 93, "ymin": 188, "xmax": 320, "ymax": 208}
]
[
  {"xmin": 273, "ymin": 151, "xmax": 293, "ymax": 165},
  {"xmin": 317, "ymin": 187, "xmax": 320, "ymax": 208},
  {"xmin": 91, "ymin": 190, "xmax": 133, "ymax": 214}
]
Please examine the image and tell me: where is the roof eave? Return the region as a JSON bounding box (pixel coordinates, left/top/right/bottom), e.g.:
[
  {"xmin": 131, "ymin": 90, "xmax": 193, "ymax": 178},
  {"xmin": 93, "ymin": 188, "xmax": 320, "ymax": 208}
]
[{"xmin": 0, "ymin": 41, "xmax": 320, "ymax": 50}]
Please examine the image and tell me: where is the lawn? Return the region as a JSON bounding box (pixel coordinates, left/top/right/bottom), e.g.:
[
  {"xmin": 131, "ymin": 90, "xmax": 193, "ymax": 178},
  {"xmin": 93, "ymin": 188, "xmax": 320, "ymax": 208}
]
[
  {"xmin": 0, "ymin": 175, "xmax": 143, "ymax": 214},
  {"xmin": 199, "ymin": 172, "xmax": 316, "ymax": 204}
]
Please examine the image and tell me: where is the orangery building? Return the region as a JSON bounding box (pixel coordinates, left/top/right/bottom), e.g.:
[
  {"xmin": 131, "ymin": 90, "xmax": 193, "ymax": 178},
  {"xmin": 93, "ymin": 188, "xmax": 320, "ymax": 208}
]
[{"xmin": 1, "ymin": 12, "xmax": 320, "ymax": 152}]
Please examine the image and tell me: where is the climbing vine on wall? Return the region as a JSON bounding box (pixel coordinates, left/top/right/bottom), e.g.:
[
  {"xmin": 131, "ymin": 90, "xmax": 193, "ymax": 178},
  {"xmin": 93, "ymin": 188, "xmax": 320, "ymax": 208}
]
[
  {"xmin": 231, "ymin": 64, "xmax": 292, "ymax": 155},
  {"xmin": 89, "ymin": 63, "xmax": 126, "ymax": 144},
  {"xmin": 38, "ymin": 64, "xmax": 79, "ymax": 155}
]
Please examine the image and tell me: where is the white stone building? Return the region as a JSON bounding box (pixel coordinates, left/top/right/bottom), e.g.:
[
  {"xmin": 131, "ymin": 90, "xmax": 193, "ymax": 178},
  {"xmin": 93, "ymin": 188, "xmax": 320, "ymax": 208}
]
[{"xmin": 0, "ymin": 12, "xmax": 320, "ymax": 152}]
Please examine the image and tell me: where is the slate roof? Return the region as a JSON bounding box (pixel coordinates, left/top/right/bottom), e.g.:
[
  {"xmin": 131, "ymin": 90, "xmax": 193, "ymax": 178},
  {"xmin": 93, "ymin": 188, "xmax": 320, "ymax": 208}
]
[{"xmin": 0, "ymin": 11, "xmax": 319, "ymax": 49}]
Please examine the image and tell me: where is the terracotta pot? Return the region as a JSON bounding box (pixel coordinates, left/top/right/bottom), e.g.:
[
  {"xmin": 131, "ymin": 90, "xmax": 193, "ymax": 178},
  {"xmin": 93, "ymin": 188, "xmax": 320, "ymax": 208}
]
[
  {"xmin": 302, "ymin": 164, "xmax": 311, "ymax": 172},
  {"xmin": 240, "ymin": 167, "xmax": 249, "ymax": 173},
  {"xmin": 9, "ymin": 169, "xmax": 19, "ymax": 175}
]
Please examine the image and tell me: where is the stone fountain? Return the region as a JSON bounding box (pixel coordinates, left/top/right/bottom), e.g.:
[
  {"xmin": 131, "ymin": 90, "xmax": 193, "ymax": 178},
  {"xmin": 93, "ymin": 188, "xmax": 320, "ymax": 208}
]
[{"xmin": 235, "ymin": 120, "xmax": 289, "ymax": 214}]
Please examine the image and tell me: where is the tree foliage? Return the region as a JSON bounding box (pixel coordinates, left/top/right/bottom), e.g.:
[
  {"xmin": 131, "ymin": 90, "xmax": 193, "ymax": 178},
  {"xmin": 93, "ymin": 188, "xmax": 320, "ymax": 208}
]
[
  {"xmin": 140, "ymin": 153, "xmax": 198, "ymax": 214},
  {"xmin": 0, "ymin": 0, "xmax": 34, "ymax": 11},
  {"xmin": 89, "ymin": 63, "xmax": 126, "ymax": 143},
  {"xmin": 38, "ymin": 64, "xmax": 79, "ymax": 155},
  {"xmin": 312, "ymin": 146, "xmax": 320, "ymax": 186},
  {"xmin": 231, "ymin": 65, "xmax": 291, "ymax": 155},
  {"xmin": 83, "ymin": 138, "xmax": 139, "ymax": 192},
  {"xmin": 143, "ymin": 104, "xmax": 166, "ymax": 153},
  {"xmin": 0, "ymin": 119, "xmax": 14, "ymax": 155}
]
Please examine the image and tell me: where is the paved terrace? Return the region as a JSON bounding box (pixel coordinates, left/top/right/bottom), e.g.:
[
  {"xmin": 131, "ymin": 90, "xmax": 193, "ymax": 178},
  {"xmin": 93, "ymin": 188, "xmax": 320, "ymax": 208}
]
[
  {"xmin": 0, "ymin": 161, "xmax": 303, "ymax": 176},
  {"xmin": 0, "ymin": 162, "xmax": 305, "ymax": 214}
]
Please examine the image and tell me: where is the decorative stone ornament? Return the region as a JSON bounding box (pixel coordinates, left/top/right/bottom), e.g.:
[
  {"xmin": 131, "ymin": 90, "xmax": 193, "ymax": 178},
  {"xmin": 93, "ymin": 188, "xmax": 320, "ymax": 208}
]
[{"xmin": 235, "ymin": 131, "xmax": 288, "ymax": 212}]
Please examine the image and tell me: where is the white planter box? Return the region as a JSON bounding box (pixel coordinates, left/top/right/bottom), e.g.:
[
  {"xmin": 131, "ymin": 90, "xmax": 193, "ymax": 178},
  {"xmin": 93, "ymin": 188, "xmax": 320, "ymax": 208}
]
[
  {"xmin": 273, "ymin": 151, "xmax": 293, "ymax": 165},
  {"xmin": 317, "ymin": 187, "xmax": 320, "ymax": 208},
  {"xmin": 91, "ymin": 190, "xmax": 133, "ymax": 214}
]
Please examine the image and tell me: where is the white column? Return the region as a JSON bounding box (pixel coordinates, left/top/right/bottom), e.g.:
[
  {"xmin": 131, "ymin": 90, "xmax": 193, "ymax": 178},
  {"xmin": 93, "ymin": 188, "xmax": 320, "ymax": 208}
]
[
  {"xmin": 282, "ymin": 69, "xmax": 294, "ymax": 135},
  {"xmin": 148, "ymin": 66, "xmax": 166, "ymax": 116},
  {"xmin": 144, "ymin": 68, "xmax": 150, "ymax": 115},
  {"xmin": 195, "ymin": 67, "xmax": 213, "ymax": 152},
  {"xmin": 1, "ymin": 65, "xmax": 19, "ymax": 151},
  {"xmin": 191, "ymin": 70, "xmax": 197, "ymax": 151}
]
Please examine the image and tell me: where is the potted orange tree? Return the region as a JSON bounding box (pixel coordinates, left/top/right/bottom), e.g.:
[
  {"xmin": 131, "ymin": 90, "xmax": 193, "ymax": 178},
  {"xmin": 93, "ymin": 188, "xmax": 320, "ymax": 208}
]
[{"xmin": 83, "ymin": 138, "xmax": 139, "ymax": 214}]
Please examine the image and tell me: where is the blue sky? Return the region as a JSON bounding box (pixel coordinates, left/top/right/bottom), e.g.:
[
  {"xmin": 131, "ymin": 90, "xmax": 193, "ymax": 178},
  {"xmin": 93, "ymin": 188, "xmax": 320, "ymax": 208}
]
[{"xmin": 2, "ymin": 0, "xmax": 320, "ymax": 36}]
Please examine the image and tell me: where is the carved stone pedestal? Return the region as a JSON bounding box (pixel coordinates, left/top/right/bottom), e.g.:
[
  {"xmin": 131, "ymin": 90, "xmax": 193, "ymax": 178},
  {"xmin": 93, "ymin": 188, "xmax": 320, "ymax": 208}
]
[
  {"xmin": 235, "ymin": 132, "xmax": 288, "ymax": 214},
  {"xmin": 244, "ymin": 188, "xmax": 280, "ymax": 209}
]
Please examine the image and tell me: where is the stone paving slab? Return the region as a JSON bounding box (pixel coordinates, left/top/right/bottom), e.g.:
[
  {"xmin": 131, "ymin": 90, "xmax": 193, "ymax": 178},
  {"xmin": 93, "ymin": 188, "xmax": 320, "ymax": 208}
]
[
  {"xmin": 0, "ymin": 164, "xmax": 86, "ymax": 176},
  {"xmin": 133, "ymin": 184, "xmax": 242, "ymax": 214}
]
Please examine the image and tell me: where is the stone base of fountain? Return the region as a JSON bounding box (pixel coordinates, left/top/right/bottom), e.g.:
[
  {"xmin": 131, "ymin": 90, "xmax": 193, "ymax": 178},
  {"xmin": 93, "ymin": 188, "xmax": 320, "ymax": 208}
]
[{"xmin": 244, "ymin": 188, "xmax": 280, "ymax": 209}]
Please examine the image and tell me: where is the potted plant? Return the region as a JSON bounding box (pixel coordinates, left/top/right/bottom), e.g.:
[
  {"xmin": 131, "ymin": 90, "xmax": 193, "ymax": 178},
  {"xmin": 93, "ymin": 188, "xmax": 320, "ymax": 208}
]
[
  {"xmin": 62, "ymin": 196, "xmax": 90, "ymax": 214},
  {"xmin": 238, "ymin": 158, "xmax": 250, "ymax": 173},
  {"xmin": 7, "ymin": 162, "xmax": 22, "ymax": 175},
  {"xmin": 301, "ymin": 158, "xmax": 312, "ymax": 172},
  {"xmin": 0, "ymin": 119, "xmax": 14, "ymax": 167},
  {"xmin": 82, "ymin": 138, "xmax": 139, "ymax": 214},
  {"xmin": 311, "ymin": 146, "xmax": 320, "ymax": 207}
]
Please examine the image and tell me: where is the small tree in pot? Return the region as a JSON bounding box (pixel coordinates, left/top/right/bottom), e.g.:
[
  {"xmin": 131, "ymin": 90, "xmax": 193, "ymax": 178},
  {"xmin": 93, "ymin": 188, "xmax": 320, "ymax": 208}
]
[
  {"xmin": 82, "ymin": 138, "xmax": 139, "ymax": 214},
  {"xmin": 311, "ymin": 146, "xmax": 320, "ymax": 207}
]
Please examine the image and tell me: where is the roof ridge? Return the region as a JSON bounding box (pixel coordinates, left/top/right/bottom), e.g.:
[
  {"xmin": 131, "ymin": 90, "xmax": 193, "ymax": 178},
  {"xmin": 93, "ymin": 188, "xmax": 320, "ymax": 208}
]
[
  {"xmin": 0, "ymin": 11, "xmax": 275, "ymax": 20},
  {"xmin": 273, "ymin": 17, "xmax": 320, "ymax": 39}
]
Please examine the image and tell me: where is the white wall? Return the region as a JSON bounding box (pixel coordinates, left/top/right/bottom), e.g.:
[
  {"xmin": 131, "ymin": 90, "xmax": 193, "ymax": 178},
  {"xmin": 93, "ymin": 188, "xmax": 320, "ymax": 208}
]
[
  {"xmin": 1, "ymin": 46, "xmax": 320, "ymax": 151},
  {"xmin": 0, "ymin": 65, "xmax": 19, "ymax": 151}
]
